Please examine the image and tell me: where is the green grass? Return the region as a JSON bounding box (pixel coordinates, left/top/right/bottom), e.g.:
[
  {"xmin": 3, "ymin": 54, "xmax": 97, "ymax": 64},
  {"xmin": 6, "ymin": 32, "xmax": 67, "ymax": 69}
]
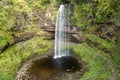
[
  {"xmin": 72, "ymin": 33, "xmax": 120, "ymax": 79},
  {"xmin": 72, "ymin": 43, "xmax": 112, "ymax": 80},
  {"xmin": 87, "ymin": 34, "xmax": 120, "ymax": 69},
  {"xmin": 0, "ymin": 36, "xmax": 52, "ymax": 80},
  {"xmin": 0, "ymin": 31, "xmax": 13, "ymax": 50},
  {"xmin": 87, "ymin": 34, "xmax": 119, "ymax": 51}
]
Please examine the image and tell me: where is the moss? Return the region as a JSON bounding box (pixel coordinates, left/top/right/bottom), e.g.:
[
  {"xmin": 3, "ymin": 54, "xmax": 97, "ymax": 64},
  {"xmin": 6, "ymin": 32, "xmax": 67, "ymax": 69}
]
[
  {"xmin": 0, "ymin": 31, "xmax": 13, "ymax": 51},
  {"xmin": 87, "ymin": 34, "xmax": 116, "ymax": 49},
  {"xmin": 0, "ymin": 36, "xmax": 52, "ymax": 80},
  {"xmin": 87, "ymin": 34, "xmax": 120, "ymax": 68},
  {"xmin": 72, "ymin": 43, "xmax": 112, "ymax": 80}
]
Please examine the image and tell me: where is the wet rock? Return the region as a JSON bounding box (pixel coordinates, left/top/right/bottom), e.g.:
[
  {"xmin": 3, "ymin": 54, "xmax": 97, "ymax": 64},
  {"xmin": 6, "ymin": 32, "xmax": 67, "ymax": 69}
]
[
  {"xmin": 42, "ymin": 26, "xmax": 85, "ymax": 43},
  {"xmin": 70, "ymin": 33, "xmax": 86, "ymax": 43}
]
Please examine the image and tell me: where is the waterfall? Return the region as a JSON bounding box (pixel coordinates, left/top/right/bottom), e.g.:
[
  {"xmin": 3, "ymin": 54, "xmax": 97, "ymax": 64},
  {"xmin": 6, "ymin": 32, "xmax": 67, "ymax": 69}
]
[{"xmin": 54, "ymin": 4, "xmax": 73, "ymax": 58}]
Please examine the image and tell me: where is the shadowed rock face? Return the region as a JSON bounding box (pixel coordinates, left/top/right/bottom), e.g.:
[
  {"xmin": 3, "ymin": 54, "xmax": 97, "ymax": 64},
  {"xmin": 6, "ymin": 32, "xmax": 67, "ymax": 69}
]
[{"xmin": 42, "ymin": 26, "xmax": 86, "ymax": 43}]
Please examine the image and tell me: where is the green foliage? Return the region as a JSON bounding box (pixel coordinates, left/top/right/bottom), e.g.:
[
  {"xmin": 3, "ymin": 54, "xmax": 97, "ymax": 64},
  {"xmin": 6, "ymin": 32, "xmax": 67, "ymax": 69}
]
[
  {"xmin": 0, "ymin": 1, "xmax": 54, "ymax": 79},
  {"xmin": 72, "ymin": 0, "xmax": 120, "ymax": 30},
  {"xmin": 54, "ymin": 0, "xmax": 70, "ymax": 4},
  {"xmin": 0, "ymin": 0, "xmax": 53, "ymax": 51},
  {"xmin": 72, "ymin": 3, "xmax": 93, "ymax": 30},
  {"xmin": 87, "ymin": 34, "xmax": 120, "ymax": 69},
  {"xmin": 0, "ymin": 31, "xmax": 13, "ymax": 51},
  {"xmin": 53, "ymin": 0, "xmax": 83, "ymax": 4},
  {"xmin": 54, "ymin": 0, "xmax": 88, "ymax": 4},
  {"xmin": 72, "ymin": 43, "xmax": 112, "ymax": 80},
  {"xmin": 0, "ymin": 36, "xmax": 52, "ymax": 80},
  {"xmin": 32, "ymin": 0, "xmax": 51, "ymax": 10}
]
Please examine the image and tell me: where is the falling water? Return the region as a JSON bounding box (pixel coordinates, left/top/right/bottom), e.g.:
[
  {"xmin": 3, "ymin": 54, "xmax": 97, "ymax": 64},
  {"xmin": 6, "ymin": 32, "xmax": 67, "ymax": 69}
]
[{"xmin": 54, "ymin": 4, "xmax": 72, "ymax": 58}]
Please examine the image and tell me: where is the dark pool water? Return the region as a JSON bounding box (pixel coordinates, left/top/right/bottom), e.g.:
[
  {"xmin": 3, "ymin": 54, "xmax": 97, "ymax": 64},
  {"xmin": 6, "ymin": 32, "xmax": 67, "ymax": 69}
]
[{"xmin": 27, "ymin": 56, "xmax": 80, "ymax": 80}]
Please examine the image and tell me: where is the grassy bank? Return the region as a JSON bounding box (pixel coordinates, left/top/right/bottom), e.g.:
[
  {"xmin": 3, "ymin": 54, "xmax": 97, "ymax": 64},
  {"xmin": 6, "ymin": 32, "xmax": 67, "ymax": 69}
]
[
  {"xmin": 0, "ymin": 36, "xmax": 52, "ymax": 80},
  {"xmin": 73, "ymin": 43, "xmax": 112, "ymax": 80}
]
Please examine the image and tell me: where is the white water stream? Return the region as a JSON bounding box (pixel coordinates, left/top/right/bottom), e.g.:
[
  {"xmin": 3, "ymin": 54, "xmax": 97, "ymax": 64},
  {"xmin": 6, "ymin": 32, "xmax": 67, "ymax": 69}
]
[{"xmin": 54, "ymin": 4, "xmax": 72, "ymax": 58}]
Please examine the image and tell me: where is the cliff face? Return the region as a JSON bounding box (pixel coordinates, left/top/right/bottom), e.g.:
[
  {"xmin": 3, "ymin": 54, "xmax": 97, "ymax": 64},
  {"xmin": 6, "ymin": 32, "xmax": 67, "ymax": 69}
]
[{"xmin": 0, "ymin": 0, "xmax": 56, "ymax": 53}]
